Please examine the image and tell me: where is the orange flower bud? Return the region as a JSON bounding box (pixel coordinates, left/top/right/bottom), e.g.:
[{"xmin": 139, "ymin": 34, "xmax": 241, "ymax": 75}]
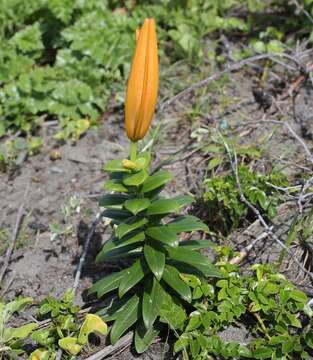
[{"xmin": 125, "ymin": 19, "xmax": 159, "ymax": 142}]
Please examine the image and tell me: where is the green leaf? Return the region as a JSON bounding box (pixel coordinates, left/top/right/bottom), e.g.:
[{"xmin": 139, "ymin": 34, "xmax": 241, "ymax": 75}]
[
  {"xmin": 179, "ymin": 239, "xmax": 214, "ymax": 250},
  {"xmin": 124, "ymin": 198, "xmax": 151, "ymax": 215},
  {"xmin": 119, "ymin": 259, "xmax": 147, "ymax": 297},
  {"xmin": 89, "ymin": 270, "xmax": 125, "ymax": 297},
  {"xmin": 58, "ymin": 337, "xmax": 82, "ymax": 356},
  {"xmin": 98, "ymin": 232, "xmax": 145, "ymax": 259},
  {"xmin": 5, "ymin": 323, "xmax": 38, "ymax": 341},
  {"xmin": 142, "ymin": 277, "xmax": 163, "ymax": 329},
  {"xmin": 146, "ymin": 199, "xmax": 179, "ymax": 216},
  {"xmin": 142, "ymin": 171, "xmax": 173, "ymax": 193},
  {"xmin": 289, "ymin": 289, "xmax": 307, "ymax": 303},
  {"xmin": 162, "ymin": 265, "xmax": 192, "ymax": 303},
  {"xmin": 99, "ymin": 194, "xmax": 130, "ymax": 207},
  {"xmin": 5, "ymin": 297, "xmax": 33, "ymax": 314},
  {"xmin": 123, "ymin": 170, "xmax": 148, "ymax": 186},
  {"xmin": 159, "ymin": 293, "xmax": 187, "ymax": 330},
  {"xmin": 101, "ymin": 209, "xmax": 132, "ymax": 222},
  {"xmin": 96, "ymin": 243, "xmax": 142, "ymax": 262},
  {"xmin": 208, "ymin": 156, "xmax": 223, "ymax": 170},
  {"xmin": 104, "ymin": 180, "xmax": 128, "ymax": 193},
  {"xmin": 135, "ymin": 322, "xmax": 160, "ymax": 354},
  {"xmin": 104, "ymin": 159, "xmax": 131, "ymax": 173},
  {"xmin": 146, "ymin": 226, "xmax": 178, "ymax": 246},
  {"xmin": 78, "ymin": 314, "xmax": 107, "ymax": 345},
  {"xmin": 116, "ymin": 218, "xmax": 148, "ymax": 239},
  {"xmin": 144, "ymin": 244, "xmax": 165, "ymax": 281},
  {"xmin": 110, "ymin": 295, "xmax": 140, "ymax": 345},
  {"xmin": 173, "ymin": 195, "xmax": 194, "ymax": 208},
  {"xmin": 167, "ymin": 215, "xmax": 209, "ymax": 233},
  {"xmin": 167, "ymin": 247, "xmax": 222, "ymax": 278},
  {"xmin": 29, "ymin": 349, "xmax": 50, "ymax": 360}
]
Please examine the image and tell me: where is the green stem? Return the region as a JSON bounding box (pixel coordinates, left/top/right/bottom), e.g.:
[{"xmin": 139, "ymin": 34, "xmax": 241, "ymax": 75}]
[{"xmin": 130, "ymin": 141, "xmax": 137, "ymax": 162}]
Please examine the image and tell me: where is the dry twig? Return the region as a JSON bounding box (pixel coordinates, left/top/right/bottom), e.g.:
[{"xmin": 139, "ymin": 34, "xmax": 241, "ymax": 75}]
[{"xmin": 0, "ymin": 183, "xmax": 30, "ymax": 285}]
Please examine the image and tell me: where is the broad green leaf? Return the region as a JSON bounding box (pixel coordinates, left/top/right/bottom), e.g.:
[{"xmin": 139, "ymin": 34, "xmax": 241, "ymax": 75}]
[
  {"xmin": 5, "ymin": 297, "xmax": 33, "ymax": 315},
  {"xmin": 179, "ymin": 274, "xmax": 201, "ymax": 288},
  {"xmin": 167, "ymin": 247, "xmax": 222, "ymax": 278},
  {"xmin": 96, "ymin": 243, "xmax": 142, "ymax": 262},
  {"xmin": 116, "ymin": 218, "xmax": 147, "ymax": 239},
  {"xmin": 99, "ymin": 194, "xmax": 130, "ymax": 207},
  {"xmin": 142, "ymin": 171, "xmax": 173, "ymax": 193},
  {"xmin": 110, "ymin": 295, "xmax": 140, "ymax": 344},
  {"xmin": 89, "ymin": 270, "xmax": 125, "ymax": 297},
  {"xmin": 162, "ymin": 265, "xmax": 192, "ymax": 303},
  {"xmin": 97, "ymin": 297, "xmax": 131, "ymax": 322},
  {"xmin": 173, "ymin": 195, "xmax": 194, "ymax": 208},
  {"xmin": 78, "ymin": 314, "xmax": 107, "ymax": 345},
  {"xmin": 102, "ymin": 209, "xmax": 132, "ymax": 223},
  {"xmin": 58, "ymin": 337, "xmax": 82, "ymax": 356},
  {"xmin": 159, "ymin": 292, "xmax": 187, "ymax": 330},
  {"xmin": 167, "ymin": 215, "xmax": 209, "ymax": 233},
  {"xmin": 146, "ymin": 226, "xmax": 178, "ymax": 246},
  {"xmin": 104, "ymin": 180, "xmax": 128, "ymax": 193},
  {"xmin": 104, "ymin": 159, "xmax": 131, "ymax": 173},
  {"xmin": 124, "ymin": 198, "xmax": 151, "ymax": 215},
  {"xmin": 146, "ymin": 199, "xmax": 179, "ymax": 216},
  {"xmin": 135, "ymin": 322, "xmax": 160, "ymax": 354},
  {"xmin": 289, "ymin": 289, "xmax": 307, "ymax": 303},
  {"xmin": 134, "ymin": 152, "xmax": 151, "ymax": 170},
  {"xmin": 179, "ymin": 239, "xmax": 214, "ymax": 250},
  {"xmin": 4, "ymin": 323, "xmax": 38, "ymax": 341},
  {"xmin": 144, "ymin": 244, "xmax": 165, "ymax": 281},
  {"xmin": 142, "ymin": 277, "xmax": 163, "ymax": 329},
  {"xmin": 123, "ymin": 170, "xmax": 148, "ymax": 186},
  {"xmin": 119, "ymin": 259, "xmax": 147, "ymax": 297},
  {"xmin": 98, "ymin": 232, "xmax": 145, "ymax": 259}
]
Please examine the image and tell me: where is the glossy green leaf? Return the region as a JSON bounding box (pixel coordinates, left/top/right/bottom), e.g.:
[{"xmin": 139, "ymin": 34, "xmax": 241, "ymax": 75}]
[
  {"xmin": 99, "ymin": 193, "xmax": 130, "ymax": 207},
  {"xmin": 142, "ymin": 277, "xmax": 163, "ymax": 329},
  {"xmin": 173, "ymin": 195, "xmax": 194, "ymax": 208},
  {"xmin": 146, "ymin": 199, "xmax": 179, "ymax": 216},
  {"xmin": 159, "ymin": 292, "xmax": 187, "ymax": 330},
  {"xmin": 146, "ymin": 226, "xmax": 178, "ymax": 246},
  {"xmin": 142, "ymin": 171, "xmax": 173, "ymax": 193},
  {"xmin": 78, "ymin": 314, "xmax": 107, "ymax": 345},
  {"xmin": 167, "ymin": 247, "xmax": 222, "ymax": 278},
  {"xmin": 104, "ymin": 159, "xmax": 131, "ymax": 173},
  {"xmin": 89, "ymin": 270, "xmax": 125, "ymax": 297},
  {"xmin": 110, "ymin": 295, "xmax": 140, "ymax": 345},
  {"xmin": 123, "ymin": 170, "xmax": 148, "ymax": 186},
  {"xmin": 116, "ymin": 218, "xmax": 147, "ymax": 238},
  {"xmin": 135, "ymin": 321, "xmax": 160, "ymax": 354},
  {"xmin": 104, "ymin": 180, "xmax": 128, "ymax": 193},
  {"xmin": 98, "ymin": 232, "xmax": 145, "ymax": 258},
  {"xmin": 124, "ymin": 198, "xmax": 151, "ymax": 215},
  {"xmin": 101, "ymin": 209, "xmax": 132, "ymax": 222},
  {"xmin": 96, "ymin": 243, "xmax": 142, "ymax": 262},
  {"xmin": 162, "ymin": 265, "xmax": 192, "ymax": 303},
  {"xmin": 167, "ymin": 215, "xmax": 209, "ymax": 233},
  {"xmin": 179, "ymin": 239, "xmax": 214, "ymax": 250},
  {"xmin": 119, "ymin": 259, "xmax": 147, "ymax": 297},
  {"xmin": 144, "ymin": 244, "xmax": 165, "ymax": 281}
]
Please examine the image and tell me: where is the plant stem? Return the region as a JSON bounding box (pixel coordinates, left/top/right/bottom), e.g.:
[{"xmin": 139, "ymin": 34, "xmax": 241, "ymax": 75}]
[
  {"xmin": 130, "ymin": 141, "xmax": 137, "ymax": 162},
  {"xmin": 253, "ymin": 312, "xmax": 271, "ymax": 340}
]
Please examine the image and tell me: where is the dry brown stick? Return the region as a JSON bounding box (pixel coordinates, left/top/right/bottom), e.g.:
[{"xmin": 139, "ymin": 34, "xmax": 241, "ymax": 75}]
[
  {"xmin": 83, "ymin": 332, "xmax": 133, "ymax": 360},
  {"xmin": 159, "ymin": 52, "xmax": 310, "ymax": 112},
  {"xmin": 0, "ymin": 182, "xmax": 30, "ymax": 284}
]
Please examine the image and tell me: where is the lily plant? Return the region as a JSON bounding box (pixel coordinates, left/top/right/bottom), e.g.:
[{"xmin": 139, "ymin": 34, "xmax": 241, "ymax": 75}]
[{"xmin": 90, "ymin": 18, "xmax": 222, "ymax": 353}]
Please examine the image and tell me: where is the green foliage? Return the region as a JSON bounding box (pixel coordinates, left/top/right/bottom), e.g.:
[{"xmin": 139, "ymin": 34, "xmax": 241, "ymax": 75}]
[
  {"xmin": 91, "ymin": 151, "xmax": 222, "ymax": 353},
  {"xmin": 0, "ymin": 297, "xmax": 37, "ymax": 358},
  {"xmin": 0, "ymin": 0, "xmax": 312, "ymax": 142},
  {"xmin": 171, "ymin": 252, "xmax": 313, "ymax": 359},
  {"xmin": 30, "ymin": 290, "xmax": 107, "ymax": 358},
  {"xmin": 0, "ymin": 137, "xmax": 43, "ymax": 172},
  {"xmin": 203, "ymin": 165, "xmax": 288, "ymax": 234}
]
